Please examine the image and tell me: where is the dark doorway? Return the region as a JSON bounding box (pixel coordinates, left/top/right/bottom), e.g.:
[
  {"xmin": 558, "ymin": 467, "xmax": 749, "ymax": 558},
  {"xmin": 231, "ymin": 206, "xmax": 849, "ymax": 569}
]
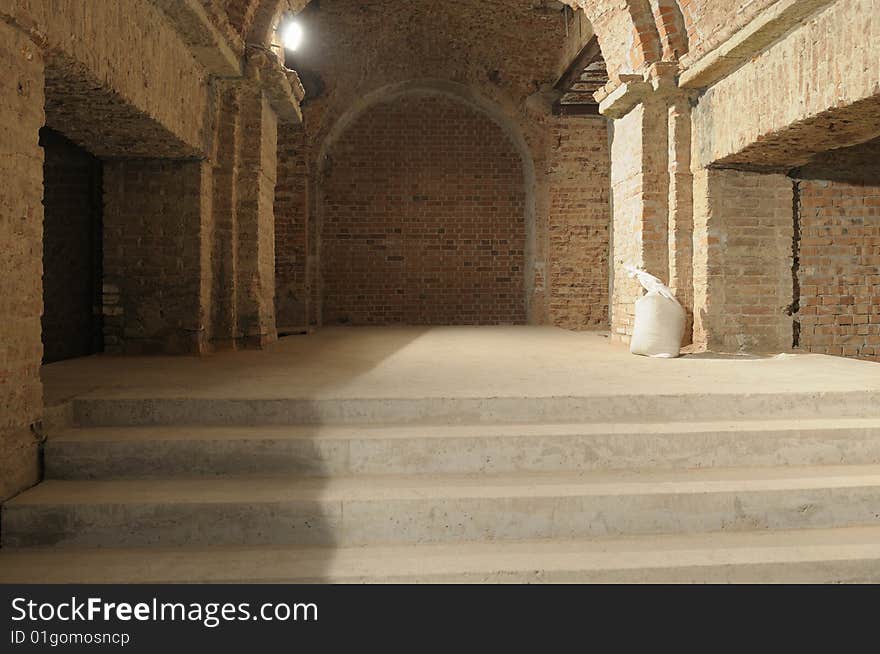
[{"xmin": 40, "ymin": 128, "xmax": 103, "ymax": 363}]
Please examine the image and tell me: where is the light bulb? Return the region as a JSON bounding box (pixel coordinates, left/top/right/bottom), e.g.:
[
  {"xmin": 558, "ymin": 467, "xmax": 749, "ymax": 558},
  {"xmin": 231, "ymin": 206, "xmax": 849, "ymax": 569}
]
[{"xmin": 281, "ymin": 21, "xmax": 304, "ymax": 52}]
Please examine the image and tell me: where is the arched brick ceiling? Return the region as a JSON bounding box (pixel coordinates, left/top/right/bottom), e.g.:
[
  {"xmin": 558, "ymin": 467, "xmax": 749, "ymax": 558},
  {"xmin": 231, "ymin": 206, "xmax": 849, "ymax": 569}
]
[
  {"xmin": 222, "ymin": 0, "xmax": 687, "ymax": 79},
  {"xmin": 292, "ymin": 0, "xmax": 573, "ymax": 138}
]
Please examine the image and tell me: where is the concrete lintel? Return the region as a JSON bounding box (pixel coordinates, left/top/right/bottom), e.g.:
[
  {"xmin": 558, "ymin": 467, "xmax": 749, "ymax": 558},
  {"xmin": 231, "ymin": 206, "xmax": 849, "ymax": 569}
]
[
  {"xmin": 149, "ymin": 0, "xmax": 243, "ymax": 78},
  {"xmin": 678, "ymin": 0, "xmax": 837, "ymax": 90},
  {"xmin": 598, "ymin": 77, "xmax": 651, "ymax": 119},
  {"xmin": 244, "ymin": 50, "xmax": 303, "ymax": 124}
]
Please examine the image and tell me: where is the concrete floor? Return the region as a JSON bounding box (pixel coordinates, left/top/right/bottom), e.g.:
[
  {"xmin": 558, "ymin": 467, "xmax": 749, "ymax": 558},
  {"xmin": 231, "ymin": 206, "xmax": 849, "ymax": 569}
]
[
  {"xmin": 42, "ymin": 326, "xmax": 880, "ymax": 405},
  {"xmin": 13, "ymin": 326, "xmax": 880, "ymax": 584}
]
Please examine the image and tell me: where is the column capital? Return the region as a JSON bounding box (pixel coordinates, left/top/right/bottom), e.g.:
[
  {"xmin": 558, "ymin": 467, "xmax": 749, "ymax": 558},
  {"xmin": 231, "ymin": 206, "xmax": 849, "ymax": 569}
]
[
  {"xmin": 243, "ymin": 47, "xmax": 304, "ymax": 124},
  {"xmin": 597, "ymin": 62, "xmax": 698, "ymax": 119}
]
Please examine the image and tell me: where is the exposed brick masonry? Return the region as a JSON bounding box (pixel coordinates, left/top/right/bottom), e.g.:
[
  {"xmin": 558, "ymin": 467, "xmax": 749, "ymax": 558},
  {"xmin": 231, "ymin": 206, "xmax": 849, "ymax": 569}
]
[
  {"xmin": 547, "ymin": 116, "xmax": 610, "ymax": 329},
  {"xmin": 103, "ymin": 160, "xmax": 210, "ymax": 355},
  {"xmin": 0, "ymin": 21, "xmax": 44, "ymax": 502},
  {"xmin": 797, "ymin": 180, "xmax": 880, "ymax": 361},
  {"xmin": 320, "ymin": 94, "xmax": 526, "ymax": 325},
  {"xmin": 692, "ymin": 169, "xmax": 794, "ymax": 353},
  {"xmin": 275, "ymin": 127, "xmax": 310, "ymax": 328}
]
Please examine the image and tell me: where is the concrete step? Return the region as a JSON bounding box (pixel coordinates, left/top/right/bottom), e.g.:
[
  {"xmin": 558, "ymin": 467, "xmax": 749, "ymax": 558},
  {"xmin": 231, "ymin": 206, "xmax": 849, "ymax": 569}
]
[
  {"xmin": 3, "ymin": 526, "xmax": 880, "ymax": 583},
  {"xmin": 71, "ymin": 389, "xmax": 880, "ymax": 426},
  {"xmin": 45, "ymin": 418, "xmax": 880, "ymax": 479},
  {"xmin": 6, "ymin": 465, "xmax": 880, "ymax": 548}
]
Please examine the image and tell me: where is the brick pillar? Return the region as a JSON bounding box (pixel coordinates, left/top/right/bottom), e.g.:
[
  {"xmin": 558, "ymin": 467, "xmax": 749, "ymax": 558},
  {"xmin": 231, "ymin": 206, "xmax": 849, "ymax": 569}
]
[
  {"xmin": 606, "ymin": 91, "xmax": 670, "ymax": 342},
  {"xmin": 208, "ymin": 77, "xmax": 283, "ymax": 350},
  {"xmin": 235, "ymin": 84, "xmax": 278, "ymax": 347},
  {"xmin": 210, "ymin": 81, "xmax": 242, "ymax": 349},
  {"xmin": 692, "ymin": 169, "xmax": 794, "ymax": 353},
  {"xmin": 667, "ymin": 95, "xmax": 694, "ymax": 343},
  {"xmin": 103, "ymin": 159, "xmax": 213, "ymax": 355},
  {"xmin": 599, "ymin": 65, "xmax": 695, "ymax": 346},
  {"xmin": 0, "ymin": 22, "xmax": 44, "ymax": 500}
]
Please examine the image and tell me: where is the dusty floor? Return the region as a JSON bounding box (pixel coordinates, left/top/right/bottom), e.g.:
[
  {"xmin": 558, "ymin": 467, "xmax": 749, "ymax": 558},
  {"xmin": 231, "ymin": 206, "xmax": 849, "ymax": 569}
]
[{"xmin": 41, "ymin": 326, "xmax": 880, "ymax": 404}]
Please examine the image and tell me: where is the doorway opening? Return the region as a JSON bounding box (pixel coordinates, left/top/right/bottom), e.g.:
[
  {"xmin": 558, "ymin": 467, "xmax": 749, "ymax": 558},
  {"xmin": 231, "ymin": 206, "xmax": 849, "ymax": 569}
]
[{"xmin": 39, "ymin": 128, "xmax": 103, "ymax": 364}]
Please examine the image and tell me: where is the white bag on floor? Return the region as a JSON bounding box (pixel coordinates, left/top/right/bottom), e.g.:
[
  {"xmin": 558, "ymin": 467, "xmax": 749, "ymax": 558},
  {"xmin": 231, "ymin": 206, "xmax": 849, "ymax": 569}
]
[{"xmin": 626, "ymin": 266, "xmax": 685, "ymax": 359}]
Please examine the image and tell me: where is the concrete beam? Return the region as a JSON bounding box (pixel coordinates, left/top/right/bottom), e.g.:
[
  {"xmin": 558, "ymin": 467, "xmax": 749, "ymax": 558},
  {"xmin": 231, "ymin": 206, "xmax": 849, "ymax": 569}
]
[
  {"xmin": 597, "ymin": 76, "xmax": 650, "ymax": 119},
  {"xmin": 244, "ymin": 49, "xmax": 303, "ymax": 124}
]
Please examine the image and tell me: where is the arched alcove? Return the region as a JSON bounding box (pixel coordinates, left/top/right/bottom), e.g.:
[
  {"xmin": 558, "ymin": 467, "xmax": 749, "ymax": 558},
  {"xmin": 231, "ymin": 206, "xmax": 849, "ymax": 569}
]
[{"xmin": 316, "ymin": 82, "xmax": 534, "ymax": 325}]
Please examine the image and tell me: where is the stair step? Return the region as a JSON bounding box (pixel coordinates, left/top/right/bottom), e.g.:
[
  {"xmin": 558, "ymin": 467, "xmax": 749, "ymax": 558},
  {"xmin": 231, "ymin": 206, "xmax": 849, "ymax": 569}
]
[
  {"xmin": 71, "ymin": 390, "xmax": 880, "ymax": 427},
  {"xmin": 6, "ymin": 465, "xmax": 880, "ymax": 548},
  {"xmin": 45, "ymin": 418, "xmax": 880, "ymax": 478},
  {"xmin": 3, "ymin": 526, "xmax": 880, "ymax": 583}
]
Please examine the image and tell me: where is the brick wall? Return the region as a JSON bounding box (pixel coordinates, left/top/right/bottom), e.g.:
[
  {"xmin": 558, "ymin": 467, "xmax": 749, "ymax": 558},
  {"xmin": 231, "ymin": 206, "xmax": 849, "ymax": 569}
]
[
  {"xmin": 0, "ymin": 21, "xmax": 44, "ymax": 502},
  {"xmin": 320, "ymin": 93, "xmax": 526, "ymax": 325},
  {"xmin": 678, "ymin": 0, "xmax": 779, "ymax": 61},
  {"xmin": 693, "ymin": 169, "xmax": 794, "ymax": 353},
  {"xmin": 275, "ymin": 126, "xmax": 310, "ymax": 328},
  {"xmin": 40, "ymin": 129, "xmax": 102, "ymax": 364},
  {"xmin": 547, "ymin": 116, "xmax": 610, "ymax": 330},
  {"xmin": 103, "ymin": 159, "xmax": 210, "ymax": 355},
  {"xmin": 797, "ymin": 180, "xmax": 880, "ymax": 361}
]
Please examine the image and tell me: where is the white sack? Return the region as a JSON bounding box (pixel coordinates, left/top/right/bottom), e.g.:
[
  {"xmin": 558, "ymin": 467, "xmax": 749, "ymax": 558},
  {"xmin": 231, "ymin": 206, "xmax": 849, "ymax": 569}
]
[
  {"xmin": 630, "ymin": 291, "xmax": 686, "ymax": 358},
  {"xmin": 625, "ymin": 265, "xmax": 685, "ymax": 359}
]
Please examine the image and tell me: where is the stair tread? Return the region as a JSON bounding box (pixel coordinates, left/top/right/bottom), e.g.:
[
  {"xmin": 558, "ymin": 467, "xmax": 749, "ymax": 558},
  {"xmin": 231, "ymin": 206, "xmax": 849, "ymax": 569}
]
[
  {"xmin": 11, "ymin": 464, "xmax": 880, "ymax": 505},
  {"xmin": 49, "ymin": 417, "xmax": 880, "ymax": 443},
  {"xmin": 3, "ymin": 525, "xmax": 880, "ymax": 583}
]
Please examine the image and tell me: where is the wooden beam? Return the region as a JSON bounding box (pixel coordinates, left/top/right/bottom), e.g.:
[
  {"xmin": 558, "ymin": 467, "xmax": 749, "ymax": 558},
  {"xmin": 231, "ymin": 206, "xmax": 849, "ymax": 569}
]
[
  {"xmin": 552, "ymin": 101, "xmax": 601, "ymax": 117},
  {"xmin": 554, "ymin": 35, "xmax": 603, "ymax": 92}
]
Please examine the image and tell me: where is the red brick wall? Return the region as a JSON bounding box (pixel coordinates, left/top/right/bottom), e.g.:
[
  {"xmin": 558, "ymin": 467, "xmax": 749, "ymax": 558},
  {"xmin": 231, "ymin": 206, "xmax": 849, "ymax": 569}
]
[
  {"xmin": 798, "ymin": 180, "xmax": 880, "ymax": 361},
  {"xmin": 320, "ymin": 94, "xmax": 526, "ymax": 325},
  {"xmin": 547, "ymin": 116, "xmax": 610, "ymax": 330},
  {"xmin": 275, "ymin": 126, "xmax": 310, "ymax": 328},
  {"xmin": 103, "ymin": 159, "xmax": 209, "ymax": 354},
  {"xmin": 693, "ymin": 169, "xmax": 794, "ymax": 353},
  {"xmin": 40, "ymin": 129, "xmax": 103, "ymax": 364}
]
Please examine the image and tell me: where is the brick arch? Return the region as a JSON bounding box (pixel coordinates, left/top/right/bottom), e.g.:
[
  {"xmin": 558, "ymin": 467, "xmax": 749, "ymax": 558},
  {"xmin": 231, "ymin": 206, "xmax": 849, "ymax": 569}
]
[
  {"xmin": 564, "ymin": 0, "xmax": 664, "ymax": 76},
  {"xmin": 314, "ymin": 79, "xmax": 539, "ymax": 323},
  {"xmin": 222, "ymin": 0, "xmax": 305, "ymax": 44},
  {"xmin": 648, "ymin": 0, "xmax": 689, "ymax": 60},
  {"xmin": 237, "ymin": 0, "xmax": 665, "ymax": 78}
]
